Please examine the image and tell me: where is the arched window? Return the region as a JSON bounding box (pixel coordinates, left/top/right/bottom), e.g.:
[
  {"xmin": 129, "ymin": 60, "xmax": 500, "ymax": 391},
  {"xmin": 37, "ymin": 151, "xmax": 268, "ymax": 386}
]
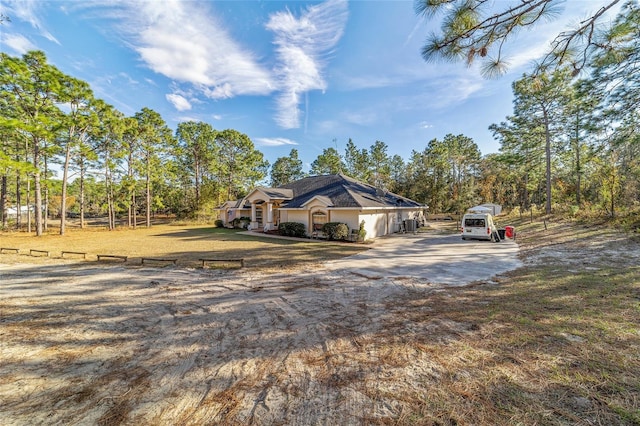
[{"xmin": 312, "ymin": 211, "xmax": 327, "ymax": 231}]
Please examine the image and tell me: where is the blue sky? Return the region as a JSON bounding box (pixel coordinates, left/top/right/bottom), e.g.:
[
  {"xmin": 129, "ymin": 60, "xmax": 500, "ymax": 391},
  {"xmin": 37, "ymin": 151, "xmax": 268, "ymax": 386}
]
[{"xmin": 0, "ymin": 0, "xmax": 619, "ymax": 172}]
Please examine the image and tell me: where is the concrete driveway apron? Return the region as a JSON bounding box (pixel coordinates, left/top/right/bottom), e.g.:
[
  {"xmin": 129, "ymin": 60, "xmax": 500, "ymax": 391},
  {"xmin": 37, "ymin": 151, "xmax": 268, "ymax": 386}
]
[{"xmin": 324, "ymin": 233, "xmax": 522, "ymax": 285}]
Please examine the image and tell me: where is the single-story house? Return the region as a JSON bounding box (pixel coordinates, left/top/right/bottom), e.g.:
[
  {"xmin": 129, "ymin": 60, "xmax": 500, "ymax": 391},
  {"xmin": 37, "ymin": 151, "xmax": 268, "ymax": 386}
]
[
  {"xmin": 4, "ymin": 206, "xmax": 35, "ymax": 218},
  {"xmin": 217, "ymin": 174, "xmax": 427, "ymax": 240}
]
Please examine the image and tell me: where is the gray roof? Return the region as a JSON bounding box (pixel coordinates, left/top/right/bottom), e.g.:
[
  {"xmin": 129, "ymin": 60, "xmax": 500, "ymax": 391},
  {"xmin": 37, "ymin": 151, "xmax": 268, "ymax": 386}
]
[
  {"xmin": 276, "ymin": 174, "xmax": 423, "ymax": 209},
  {"xmin": 255, "ymin": 188, "xmax": 294, "ymax": 199},
  {"xmin": 222, "ymin": 199, "xmax": 251, "ymax": 209}
]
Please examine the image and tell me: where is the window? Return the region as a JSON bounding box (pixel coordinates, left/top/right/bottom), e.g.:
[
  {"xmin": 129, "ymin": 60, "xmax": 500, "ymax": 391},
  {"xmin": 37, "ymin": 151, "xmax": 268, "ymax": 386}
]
[
  {"xmin": 465, "ymin": 218, "xmax": 485, "ymax": 227},
  {"xmin": 312, "ymin": 211, "xmax": 327, "ymax": 231}
]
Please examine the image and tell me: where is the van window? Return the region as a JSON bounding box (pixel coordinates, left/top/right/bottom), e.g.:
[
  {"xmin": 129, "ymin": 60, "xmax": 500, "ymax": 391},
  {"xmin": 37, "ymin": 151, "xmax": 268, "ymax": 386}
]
[{"xmin": 465, "ymin": 218, "xmax": 485, "ymax": 227}]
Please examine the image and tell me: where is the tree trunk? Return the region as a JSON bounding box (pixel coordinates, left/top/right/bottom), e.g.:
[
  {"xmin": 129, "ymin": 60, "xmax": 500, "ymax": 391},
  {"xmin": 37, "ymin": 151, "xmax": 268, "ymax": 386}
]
[
  {"xmin": 15, "ymin": 173, "xmax": 21, "ymax": 230},
  {"xmin": 132, "ymin": 191, "xmax": 137, "ymax": 229},
  {"xmin": 610, "ymin": 160, "xmax": 616, "ymax": 218},
  {"xmin": 44, "ymin": 153, "xmax": 48, "ymax": 232},
  {"xmin": 574, "ymin": 115, "xmax": 581, "ymax": 206},
  {"xmin": 146, "ymin": 153, "xmax": 151, "ymax": 227},
  {"xmin": 27, "ymin": 178, "xmax": 32, "ymax": 234},
  {"xmin": 1, "ymin": 174, "xmax": 6, "ymax": 229},
  {"xmin": 194, "ymin": 157, "xmax": 201, "ymax": 209},
  {"xmin": 30, "ymin": 133, "xmax": 43, "ymax": 236},
  {"xmin": 109, "ymin": 180, "xmax": 116, "ymax": 230},
  {"xmin": 543, "ymin": 107, "xmax": 552, "ymax": 215},
  {"xmin": 34, "ymin": 174, "xmax": 42, "ymax": 236},
  {"xmin": 128, "ymin": 149, "xmax": 134, "ymax": 228},
  {"xmin": 576, "ymin": 142, "xmax": 581, "ymax": 206},
  {"xmin": 16, "ymin": 139, "xmax": 23, "ymax": 230},
  {"xmin": 60, "ymin": 141, "xmax": 71, "ymax": 235},
  {"xmin": 105, "ymin": 154, "xmax": 115, "ymax": 231},
  {"xmin": 523, "ymin": 173, "xmax": 530, "ymax": 210}
]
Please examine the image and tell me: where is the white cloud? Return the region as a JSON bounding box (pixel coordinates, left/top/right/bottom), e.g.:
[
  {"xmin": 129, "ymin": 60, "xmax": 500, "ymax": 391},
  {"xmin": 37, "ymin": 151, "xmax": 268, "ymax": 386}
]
[
  {"xmin": 176, "ymin": 115, "xmax": 199, "ymax": 123},
  {"xmin": 95, "ymin": 1, "xmax": 274, "ymax": 99},
  {"xmin": 426, "ymin": 75, "xmax": 485, "ymax": 108},
  {"xmin": 4, "ymin": 0, "xmax": 59, "ymax": 44},
  {"xmin": 2, "ymin": 33, "xmax": 36, "ymax": 54},
  {"xmin": 166, "ymin": 93, "xmax": 192, "ymax": 111},
  {"xmin": 342, "ymin": 111, "xmax": 378, "ymax": 126},
  {"xmin": 255, "ymin": 137, "xmax": 299, "ymax": 147},
  {"xmin": 340, "ymin": 74, "xmax": 397, "ymax": 91},
  {"xmin": 266, "ymin": 0, "xmax": 349, "ymax": 129}
]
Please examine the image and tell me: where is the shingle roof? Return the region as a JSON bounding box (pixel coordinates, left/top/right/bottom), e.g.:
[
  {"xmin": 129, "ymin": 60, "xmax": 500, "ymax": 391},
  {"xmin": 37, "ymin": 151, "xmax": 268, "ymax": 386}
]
[
  {"xmin": 255, "ymin": 188, "xmax": 294, "ymax": 199},
  {"xmin": 221, "ymin": 199, "xmax": 251, "ymax": 209},
  {"xmin": 276, "ymin": 174, "xmax": 423, "ymax": 209}
]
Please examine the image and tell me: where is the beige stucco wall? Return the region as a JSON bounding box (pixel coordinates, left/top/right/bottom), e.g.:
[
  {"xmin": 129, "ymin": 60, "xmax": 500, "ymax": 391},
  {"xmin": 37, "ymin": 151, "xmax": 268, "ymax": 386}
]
[
  {"xmin": 329, "ymin": 211, "xmax": 359, "ymax": 231},
  {"xmin": 357, "ymin": 209, "xmax": 423, "ymax": 238},
  {"xmin": 285, "ymin": 211, "xmax": 308, "ymax": 227},
  {"xmin": 221, "ymin": 208, "xmax": 251, "ymax": 227},
  {"xmin": 357, "ymin": 212, "xmax": 387, "ymax": 239},
  {"xmin": 276, "ymin": 207, "xmax": 423, "ymax": 239}
]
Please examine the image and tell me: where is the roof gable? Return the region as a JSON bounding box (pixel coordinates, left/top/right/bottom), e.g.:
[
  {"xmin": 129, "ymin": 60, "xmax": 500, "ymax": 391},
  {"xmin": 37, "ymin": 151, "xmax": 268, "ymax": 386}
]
[
  {"xmin": 301, "ymin": 195, "xmax": 333, "ymax": 208},
  {"xmin": 245, "ymin": 187, "xmax": 294, "ymax": 203}
]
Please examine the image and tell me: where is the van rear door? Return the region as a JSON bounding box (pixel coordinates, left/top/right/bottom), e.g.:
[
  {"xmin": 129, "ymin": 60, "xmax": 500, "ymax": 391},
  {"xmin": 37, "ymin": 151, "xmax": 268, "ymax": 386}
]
[{"xmin": 462, "ymin": 215, "xmax": 492, "ymax": 240}]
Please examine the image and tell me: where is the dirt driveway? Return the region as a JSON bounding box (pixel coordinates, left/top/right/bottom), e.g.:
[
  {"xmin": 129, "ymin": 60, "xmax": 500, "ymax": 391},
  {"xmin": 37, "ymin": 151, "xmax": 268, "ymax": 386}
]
[{"xmin": 0, "ymin": 233, "xmax": 522, "ymax": 425}]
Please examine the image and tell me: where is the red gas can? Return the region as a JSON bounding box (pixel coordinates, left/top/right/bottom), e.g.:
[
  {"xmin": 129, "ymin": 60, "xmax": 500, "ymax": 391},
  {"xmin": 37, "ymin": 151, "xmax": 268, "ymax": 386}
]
[{"xmin": 505, "ymin": 226, "xmax": 515, "ymax": 239}]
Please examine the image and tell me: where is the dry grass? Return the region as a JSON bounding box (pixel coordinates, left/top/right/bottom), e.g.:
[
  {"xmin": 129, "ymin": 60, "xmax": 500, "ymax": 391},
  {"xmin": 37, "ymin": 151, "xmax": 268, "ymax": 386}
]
[
  {"xmin": 0, "ymin": 222, "xmax": 367, "ymax": 271},
  {"xmin": 350, "ymin": 215, "xmax": 640, "ymax": 425}
]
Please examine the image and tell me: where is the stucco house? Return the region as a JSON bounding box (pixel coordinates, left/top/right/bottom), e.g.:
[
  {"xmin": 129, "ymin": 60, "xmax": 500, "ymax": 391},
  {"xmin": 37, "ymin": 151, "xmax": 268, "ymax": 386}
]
[{"xmin": 217, "ymin": 174, "xmax": 426, "ymax": 240}]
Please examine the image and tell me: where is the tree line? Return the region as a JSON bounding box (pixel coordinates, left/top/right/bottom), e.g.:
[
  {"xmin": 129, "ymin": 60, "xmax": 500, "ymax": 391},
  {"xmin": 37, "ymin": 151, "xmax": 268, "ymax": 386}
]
[
  {"xmin": 1, "ymin": 2, "xmax": 638, "ymax": 234},
  {"xmin": 414, "ymin": 0, "xmax": 639, "ymax": 218},
  {"xmin": 1, "ymin": 51, "xmax": 268, "ymax": 235}
]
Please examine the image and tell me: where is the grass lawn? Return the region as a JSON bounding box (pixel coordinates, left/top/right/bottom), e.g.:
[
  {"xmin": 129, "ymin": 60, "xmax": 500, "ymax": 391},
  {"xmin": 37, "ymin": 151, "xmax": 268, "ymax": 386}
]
[{"xmin": 0, "ymin": 223, "xmax": 368, "ymax": 271}]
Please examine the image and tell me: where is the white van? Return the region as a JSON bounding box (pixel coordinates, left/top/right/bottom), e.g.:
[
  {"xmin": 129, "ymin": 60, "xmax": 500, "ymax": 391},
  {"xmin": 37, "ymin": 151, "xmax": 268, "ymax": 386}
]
[{"xmin": 461, "ymin": 212, "xmax": 500, "ymax": 242}]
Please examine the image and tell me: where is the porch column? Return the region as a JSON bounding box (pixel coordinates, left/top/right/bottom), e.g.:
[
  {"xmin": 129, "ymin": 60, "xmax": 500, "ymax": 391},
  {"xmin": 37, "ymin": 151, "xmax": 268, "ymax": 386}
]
[
  {"xmin": 250, "ymin": 202, "xmax": 258, "ymax": 229},
  {"xmin": 264, "ymin": 202, "xmax": 273, "ymax": 231}
]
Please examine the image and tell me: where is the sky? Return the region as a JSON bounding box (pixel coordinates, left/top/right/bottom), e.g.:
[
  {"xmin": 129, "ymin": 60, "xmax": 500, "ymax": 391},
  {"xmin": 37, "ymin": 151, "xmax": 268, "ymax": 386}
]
[{"xmin": 0, "ymin": 0, "xmax": 621, "ymax": 173}]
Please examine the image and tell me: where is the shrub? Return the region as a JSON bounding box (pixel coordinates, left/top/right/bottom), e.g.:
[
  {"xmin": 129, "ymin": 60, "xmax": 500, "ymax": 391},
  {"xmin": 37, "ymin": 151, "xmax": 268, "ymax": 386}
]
[
  {"xmin": 322, "ymin": 222, "xmax": 349, "ymax": 240},
  {"xmin": 279, "ymin": 222, "xmax": 307, "ymax": 238},
  {"xmin": 214, "ymin": 219, "xmax": 224, "ymax": 228},
  {"xmin": 358, "ymin": 220, "xmax": 367, "ymax": 242},
  {"xmin": 231, "ymin": 216, "xmax": 251, "ymax": 229}
]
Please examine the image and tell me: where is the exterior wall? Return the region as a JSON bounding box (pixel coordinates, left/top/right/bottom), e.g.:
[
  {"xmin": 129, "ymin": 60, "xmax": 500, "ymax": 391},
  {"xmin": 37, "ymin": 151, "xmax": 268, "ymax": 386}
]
[
  {"xmin": 329, "ymin": 210, "xmax": 360, "ymax": 231},
  {"xmin": 223, "ymin": 208, "xmax": 251, "ymax": 228},
  {"xmin": 388, "ymin": 212, "xmax": 401, "ymax": 233},
  {"xmin": 285, "ymin": 211, "xmax": 309, "ymax": 228},
  {"xmin": 254, "ymin": 206, "xmax": 424, "ymax": 239},
  {"xmin": 357, "ymin": 208, "xmax": 424, "ymax": 238},
  {"xmin": 357, "ymin": 212, "xmax": 387, "ymax": 239}
]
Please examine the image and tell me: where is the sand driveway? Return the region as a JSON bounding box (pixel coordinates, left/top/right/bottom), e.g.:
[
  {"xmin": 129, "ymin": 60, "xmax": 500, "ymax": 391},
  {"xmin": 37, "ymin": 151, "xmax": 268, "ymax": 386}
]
[
  {"xmin": 0, "ymin": 232, "xmax": 521, "ymax": 425},
  {"xmin": 325, "ymin": 233, "xmax": 521, "ymax": 284}
]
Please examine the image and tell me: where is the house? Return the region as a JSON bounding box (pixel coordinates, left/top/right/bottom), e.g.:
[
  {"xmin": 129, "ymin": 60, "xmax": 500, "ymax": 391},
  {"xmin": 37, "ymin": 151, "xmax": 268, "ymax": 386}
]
[
  {"xmin": 218, "ymin": 199, "xmax": 252, "ymax": 228},
  {"xmin": 5, "ymin": 206, "xmax": 35, "ymax": 219},
  {"xmin": 217, "ymin": 174, "xmax": 426, "ymax": 240}
]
